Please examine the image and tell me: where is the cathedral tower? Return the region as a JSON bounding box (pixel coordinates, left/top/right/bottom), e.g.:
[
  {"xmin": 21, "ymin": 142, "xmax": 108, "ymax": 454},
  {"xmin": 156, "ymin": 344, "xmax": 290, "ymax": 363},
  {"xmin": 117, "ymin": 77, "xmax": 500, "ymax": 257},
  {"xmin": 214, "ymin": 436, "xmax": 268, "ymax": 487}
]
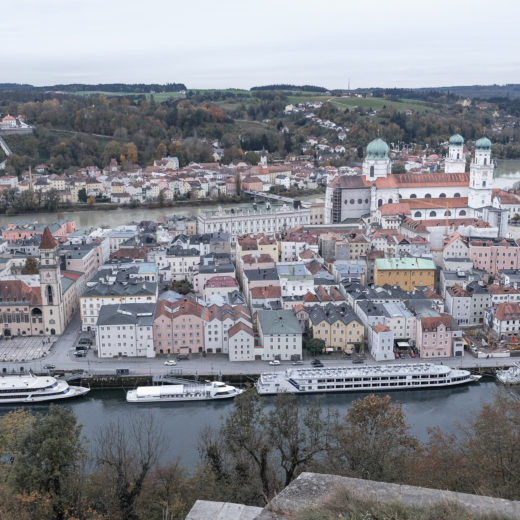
[
  {"xmin": 445, "ymin": 134, "xmax": 466, "ymax": 173},
  {"xmin": 468, "ymin": 137, "xmax": 494, "ymax": 209},
  {"xmin": 362, "ymin": 138, "xmax": 391, "ymax": 180}
]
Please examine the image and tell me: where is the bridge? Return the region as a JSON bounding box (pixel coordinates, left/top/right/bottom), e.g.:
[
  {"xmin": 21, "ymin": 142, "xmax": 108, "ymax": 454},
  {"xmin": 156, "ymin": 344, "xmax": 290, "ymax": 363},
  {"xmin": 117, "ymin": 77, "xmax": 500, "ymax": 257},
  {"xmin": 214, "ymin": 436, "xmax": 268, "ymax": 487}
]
[{"xmin": 241, "ymin": 190, "xmax": 297, "ymax": 205}]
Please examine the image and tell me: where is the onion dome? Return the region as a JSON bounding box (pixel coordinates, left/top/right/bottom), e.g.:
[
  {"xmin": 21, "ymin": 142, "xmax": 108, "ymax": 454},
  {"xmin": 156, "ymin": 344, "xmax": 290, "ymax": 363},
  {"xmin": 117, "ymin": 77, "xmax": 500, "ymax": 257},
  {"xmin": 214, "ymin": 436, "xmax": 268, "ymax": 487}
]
[
  {"xmin": 449, "ymin": 134, "xmax": 464, "ymax": 145},
  {"xmin": 475, "ymin": 137, "xmax": 492, "ymax": 150},
  {"xmin": 366, "ymin": 138, "xmax": 389, "ymax": 160}
]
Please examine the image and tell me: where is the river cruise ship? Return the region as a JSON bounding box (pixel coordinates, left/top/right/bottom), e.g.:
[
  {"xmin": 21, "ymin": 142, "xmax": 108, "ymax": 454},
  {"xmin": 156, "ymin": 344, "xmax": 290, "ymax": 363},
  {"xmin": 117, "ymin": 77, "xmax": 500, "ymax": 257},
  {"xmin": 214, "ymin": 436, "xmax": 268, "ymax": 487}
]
[
  {"xmin": 255, "ymin": 363, "xmax": 480, "ymax": 395},
  {"xmin": 0, "ymin": 375, "xmax": 89, "ymax": 403},
  {"xmin": 127, "ymin": 381, "xmax": 243, "ymax": 403}
]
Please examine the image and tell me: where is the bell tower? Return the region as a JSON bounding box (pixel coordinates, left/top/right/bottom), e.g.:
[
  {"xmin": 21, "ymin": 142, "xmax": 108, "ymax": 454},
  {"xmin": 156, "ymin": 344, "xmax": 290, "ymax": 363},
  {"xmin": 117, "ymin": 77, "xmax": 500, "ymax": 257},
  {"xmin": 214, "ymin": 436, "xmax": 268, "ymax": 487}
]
[
  {"xmin": 39, "ymin": 227, "xmax": 64, "ymax": 335},
  {"xmin": 468, "ymin": 137, "xmax": 494, "ymax": 210},
  {"xmin": 445, "ymin": 134, "xmax": 466, "ymax": 173}
]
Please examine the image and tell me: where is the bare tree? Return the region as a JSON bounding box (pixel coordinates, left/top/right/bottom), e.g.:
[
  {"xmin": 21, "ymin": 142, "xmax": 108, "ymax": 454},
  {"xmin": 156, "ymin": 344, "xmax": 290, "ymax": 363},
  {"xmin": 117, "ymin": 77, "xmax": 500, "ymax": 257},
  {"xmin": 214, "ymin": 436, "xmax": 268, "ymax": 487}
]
[{"xmin": 96, "ymin": 414, "xmax": 164, "ymax": 520}]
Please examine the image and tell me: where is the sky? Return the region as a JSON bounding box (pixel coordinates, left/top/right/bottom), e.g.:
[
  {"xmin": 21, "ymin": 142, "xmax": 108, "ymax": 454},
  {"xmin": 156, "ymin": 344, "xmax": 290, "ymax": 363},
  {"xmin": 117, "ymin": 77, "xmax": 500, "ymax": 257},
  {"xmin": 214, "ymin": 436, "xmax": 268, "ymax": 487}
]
[{"xmin": 2, "ymin": 0, "xmax": 519, "ymax": 89}]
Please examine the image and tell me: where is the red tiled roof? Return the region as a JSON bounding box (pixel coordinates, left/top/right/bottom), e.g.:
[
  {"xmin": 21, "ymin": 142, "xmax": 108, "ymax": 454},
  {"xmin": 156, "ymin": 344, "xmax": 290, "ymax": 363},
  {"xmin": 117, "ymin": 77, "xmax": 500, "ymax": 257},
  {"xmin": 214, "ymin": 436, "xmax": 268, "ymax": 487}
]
[
  {"xmin": 228, "ymin": 321, "xmax": 254, "ymax": 338},
  {"xmin": 39, "ymin": 226, "xmax": 57, "ymax": 250},
  {"xmin": 495, "ymin": 302, "xmax": 520, "ymax": 321},
  {"xmin": 421, "ymin": 314, "xmax": 452, "ymax": 330},
  {"xmin": 400, "ymin": 197, "xmax": 468, "ymax": 209},
  {"xmin": 250, "ymin": 286, "xmax": 281, "ymax": 299},
  {"xmin": 372, "ymin": 324, "xmax": 390, "ymax": 333},
  {"xmin": 0, "ymin": 280, "xmax": 41, "ymax": 305}
]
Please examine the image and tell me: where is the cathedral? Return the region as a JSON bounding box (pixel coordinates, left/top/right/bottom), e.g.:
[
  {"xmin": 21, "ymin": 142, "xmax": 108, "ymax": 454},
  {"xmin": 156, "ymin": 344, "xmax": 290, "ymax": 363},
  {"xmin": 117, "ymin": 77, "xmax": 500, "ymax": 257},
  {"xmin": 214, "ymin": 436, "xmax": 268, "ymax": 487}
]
[{"xmin": 324, "ymin": 135, "xmax": 503, "ymax": 230}]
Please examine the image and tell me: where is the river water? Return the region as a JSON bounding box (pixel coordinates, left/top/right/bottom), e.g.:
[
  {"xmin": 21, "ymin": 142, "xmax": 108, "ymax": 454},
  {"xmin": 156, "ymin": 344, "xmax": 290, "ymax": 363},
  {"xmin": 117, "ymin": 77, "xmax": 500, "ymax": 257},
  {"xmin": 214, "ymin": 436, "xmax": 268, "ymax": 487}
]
[{"xmin": 1, "ymin": 380, "xmax": 512, "ymax": 469}]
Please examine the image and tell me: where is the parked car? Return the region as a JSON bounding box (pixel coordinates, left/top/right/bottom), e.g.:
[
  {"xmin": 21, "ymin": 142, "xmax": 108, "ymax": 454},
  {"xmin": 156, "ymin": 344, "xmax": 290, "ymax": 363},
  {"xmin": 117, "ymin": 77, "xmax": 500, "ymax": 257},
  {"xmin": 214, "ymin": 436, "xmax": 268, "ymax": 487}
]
[
  {"xmin": 292, "ymin": 360, "xmax": 304, "ymax": 365},
  {"xmin": 78, "ymin": 338, "xmax": 92, "ymax": 345},
  {"xmin": 269, "ymin": 360, "xmax": 281, "ymax": 366},
  {"xmin": 352, "ymin": 357, "xmax": 365, "ymax": 364},
  {"xmin": 43, "ymin": 364, "xmax": 56, "ymax": 370},
  {"xmin": 73, "ymin": 351, "xmax": 86, "ymax": 357},
  {"xmin": 75, "ymin": 345, "xmax": 87, "ymax": 351},
  {"xmin": 164, "ymin": 360, "xmax": 177, "ymax": 366},
  {"xmin": 116, "ymin": 368, "xmax": 130, "ymax": 375}
]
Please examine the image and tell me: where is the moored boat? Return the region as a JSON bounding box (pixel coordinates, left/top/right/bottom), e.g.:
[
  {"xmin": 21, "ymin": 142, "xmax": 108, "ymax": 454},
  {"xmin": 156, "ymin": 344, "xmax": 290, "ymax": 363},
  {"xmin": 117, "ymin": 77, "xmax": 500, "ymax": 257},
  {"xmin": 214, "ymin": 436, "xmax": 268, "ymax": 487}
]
[
  {"xmin": 0, "ymin": 374, "xmax": 89, "ymax": 403},
  {"xmin": 256, "ymin": 363, "xmax": 480, "ymax": 395},
  {"xmin": 126, "ymin": 380, "xmax": 243, "ymax": 403}
]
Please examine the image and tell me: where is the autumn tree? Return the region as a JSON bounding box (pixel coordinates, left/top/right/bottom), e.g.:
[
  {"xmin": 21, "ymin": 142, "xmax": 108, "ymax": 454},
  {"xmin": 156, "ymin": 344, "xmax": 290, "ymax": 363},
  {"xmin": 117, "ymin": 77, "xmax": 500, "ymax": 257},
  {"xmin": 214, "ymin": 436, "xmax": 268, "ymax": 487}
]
[
  {"xmin": 95, "ymin": 414, "xmax": 164, "ymax": 520},
  {"xmin": 21, "ymin": 255, "xmax": 39, "ymax": 275},
  {"xmin": 9, "ymin": 405, "xmax": 86, "ymax": 520},
  {"xmin": 199, "ymin": 388, "xmax": 336, "ymax": 505},
  {"xmin": 328, "ymin": 394, "xmax": 419, "ymax": 482},
  {"xmin": 43, "ymin": 188, "xmax": 60, "ymax": 211}
]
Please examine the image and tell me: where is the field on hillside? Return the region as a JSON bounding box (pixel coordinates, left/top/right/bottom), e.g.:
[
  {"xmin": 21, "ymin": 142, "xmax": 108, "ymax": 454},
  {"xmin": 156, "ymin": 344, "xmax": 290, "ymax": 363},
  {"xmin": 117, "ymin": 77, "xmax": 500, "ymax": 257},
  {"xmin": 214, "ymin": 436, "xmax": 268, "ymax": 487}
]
[
  {"xmin": 287, "ymin": 94, "xmax": 432, "ymax": 113},
  {"xmin": 70, "ymin": 91, "xmax": 185, "ymax": 101}
]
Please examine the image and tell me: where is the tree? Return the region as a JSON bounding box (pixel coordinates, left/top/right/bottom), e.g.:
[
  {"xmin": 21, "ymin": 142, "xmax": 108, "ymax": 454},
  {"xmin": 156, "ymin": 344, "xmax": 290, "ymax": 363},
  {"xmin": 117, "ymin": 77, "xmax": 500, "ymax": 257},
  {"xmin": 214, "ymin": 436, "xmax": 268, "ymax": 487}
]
[
  {"xmin": 243, "ymin": 151, "xmax": 260, "ymax": 165},
  {"xmin": 329, "ymin": 394, "xmax": 419, "ymax": 482},
  {"xmin": 21, "ymin": 255, "xmax": 39, "ymax": 275},
  {"xmin": 96, "ymin": 414, "xmax": 164, "ymax": 520},
  {"xmin": 43, "ymin": 189, "xmax": 60, "ymax": 211},
  {"xmin": 199, "ymin": 388, "xmax": 336, "ymax": 505},
  {"xmin": 10, "ymin": 405, "xmax": 86, "ymax": 520},
  {"xmin": 157, "ymin": 189, "xmax": 165, "ymax": 207},
  {"xmin": 304, "ymin": 337, "xmax": 325, "ymax": 355},
  {"xmin": 391, "ymin": 162, "xmax": 406, "ymax": 174},
  {"xmin": 78, "ymin": 188, "xmax": 87, "ymax": 203},
  {"xmin": 0, "ymin": 409, "xmax": 33, "ymax": 479},
  {"xmin": 87, "ymin": 195, "xmax": 96, "ymax": 206}
]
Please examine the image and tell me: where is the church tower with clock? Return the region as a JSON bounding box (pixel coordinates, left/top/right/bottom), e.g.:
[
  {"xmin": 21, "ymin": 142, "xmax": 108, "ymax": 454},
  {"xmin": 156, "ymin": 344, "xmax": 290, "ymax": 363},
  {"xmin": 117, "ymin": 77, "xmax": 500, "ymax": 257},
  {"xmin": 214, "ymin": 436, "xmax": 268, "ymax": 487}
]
[{"xmin": 39, "ymin": 227, "xmax": 65, "ymax": 335}]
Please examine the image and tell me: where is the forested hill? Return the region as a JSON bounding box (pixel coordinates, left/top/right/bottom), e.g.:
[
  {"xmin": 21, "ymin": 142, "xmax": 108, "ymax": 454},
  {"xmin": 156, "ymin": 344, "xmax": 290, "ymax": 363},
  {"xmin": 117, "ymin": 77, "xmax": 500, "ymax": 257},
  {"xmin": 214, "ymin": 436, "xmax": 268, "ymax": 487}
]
[
  {"xmin": 0, "ymin": 83, "xmax": 187, "ymax": 93},
  {"xmin": 251, "ymin": 84, "xmax": 327, "ymax": 92},
  {"xmin": 414, "ymin": 84, "xmax": 520, "ymax": 99}
]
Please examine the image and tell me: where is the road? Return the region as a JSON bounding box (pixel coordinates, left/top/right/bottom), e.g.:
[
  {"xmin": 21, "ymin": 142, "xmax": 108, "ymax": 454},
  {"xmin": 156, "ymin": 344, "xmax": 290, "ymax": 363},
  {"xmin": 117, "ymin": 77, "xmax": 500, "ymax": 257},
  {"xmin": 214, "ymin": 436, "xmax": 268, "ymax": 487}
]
[{"xmin": 1, "ymin": 313, "xmax": 517, "ymax": 377}]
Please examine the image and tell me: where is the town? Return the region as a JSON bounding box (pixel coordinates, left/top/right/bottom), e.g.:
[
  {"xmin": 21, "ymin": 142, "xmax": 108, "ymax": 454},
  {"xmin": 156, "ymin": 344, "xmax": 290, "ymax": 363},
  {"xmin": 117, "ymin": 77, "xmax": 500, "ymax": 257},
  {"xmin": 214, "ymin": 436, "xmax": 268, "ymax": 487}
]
[{"xmin": 0, "ymin": 133, "xmax": 519, "ymax": 379}]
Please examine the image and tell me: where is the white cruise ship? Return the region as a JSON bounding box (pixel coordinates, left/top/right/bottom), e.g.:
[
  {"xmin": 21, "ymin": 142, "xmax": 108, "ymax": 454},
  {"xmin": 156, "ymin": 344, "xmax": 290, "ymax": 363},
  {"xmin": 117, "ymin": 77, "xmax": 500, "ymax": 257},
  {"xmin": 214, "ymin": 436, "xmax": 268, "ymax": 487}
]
[
  {"xmin": 0, "ymin": 375, "xmax": 90, "ymax": 404},
  {"xmin": 255, "ymin": 363, "xmax": 480, "ymax": 395},
  {"xmin": 126, "ymin": 381, "xmax": 243, "ymax": 403}
]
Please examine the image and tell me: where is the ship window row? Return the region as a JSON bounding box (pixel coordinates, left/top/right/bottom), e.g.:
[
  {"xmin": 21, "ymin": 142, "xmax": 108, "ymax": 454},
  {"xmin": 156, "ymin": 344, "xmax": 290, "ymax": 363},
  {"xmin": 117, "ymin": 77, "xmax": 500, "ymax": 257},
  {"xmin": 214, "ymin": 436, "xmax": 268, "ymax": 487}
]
[{"xmin": 309, "ymin": 374, "xmax": 444, "ymax": 384}]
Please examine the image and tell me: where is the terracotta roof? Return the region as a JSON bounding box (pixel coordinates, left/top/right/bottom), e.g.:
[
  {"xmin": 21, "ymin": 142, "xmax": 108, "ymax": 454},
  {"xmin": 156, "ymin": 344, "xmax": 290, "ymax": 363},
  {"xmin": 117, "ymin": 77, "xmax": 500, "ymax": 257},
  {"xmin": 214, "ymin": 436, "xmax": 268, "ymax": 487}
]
[
  {"xmin": 39, "ymin": 226, "xmax": 57, "ymax": 250},
  {"xmin": 487, "ymin": 284, "xmax": 519, "ymax": 295},
  {"xmin": 492, "ymin": 189, "xmax": 520, "ymax": 205},
  {"xmin": 0, "ymin": 280, "xmax": 41, "ymax": 305},
  {"xmin": 228, "ymin": 321, "xmax": 254, "ymax": 338},
  {"xmin": 375, "ymin": 172, "xmax": 470, "ymax": 189},
  {"xmin": 250, "ymin": 286, "xmax": 281, "ymax": 299},
  {"xmin": 448, "ymin": 284, "xmax": 469, "ymax": 297},
  {"xmin": 495, "ymin": 302, "xmax": 520, "ymax": 321},
  {"xmin": 155, "ymin": 298, "xmax": 205, "ymax": 320},
  {"xmin": 372, "ymin": 324, "xmax": 390, "ymax": 333},
  {"xmin": 421, "ymin": 314, "xmax": 452, "ymax": 330},
  {"xmin": 379, "ymin": 202, "xmax": 411, "ymax": 216},
  {"xmin": 303, "ymin": 291, "xmax": 319, "ymax": 302},
  {"xmin": 400, "ymin": 197, "xmax": 468, "ymax": 209}
]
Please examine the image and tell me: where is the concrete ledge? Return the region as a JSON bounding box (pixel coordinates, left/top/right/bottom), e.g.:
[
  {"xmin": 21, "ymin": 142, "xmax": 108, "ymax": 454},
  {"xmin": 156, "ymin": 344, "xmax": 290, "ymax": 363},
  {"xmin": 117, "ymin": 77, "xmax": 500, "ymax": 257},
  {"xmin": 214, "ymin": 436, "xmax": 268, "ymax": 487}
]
[
  {"xmin": 186, "ymin": 500, "xmax": 263, "ymax": 520},
  {"xmin": 258, "ymin": 472, "xmax": 520, "ymax": 519}
]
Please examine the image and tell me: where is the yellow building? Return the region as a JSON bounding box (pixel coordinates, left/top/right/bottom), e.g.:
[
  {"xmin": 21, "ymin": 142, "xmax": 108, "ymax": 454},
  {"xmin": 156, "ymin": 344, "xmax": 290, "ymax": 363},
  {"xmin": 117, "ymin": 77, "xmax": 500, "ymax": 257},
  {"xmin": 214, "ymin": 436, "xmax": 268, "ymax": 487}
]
[
  {"xmin": 236, "ymin": 234, "xmax": 279, "ymax": 263},
  {"xmin": 374, "ymin": 257, "xmax": 435, "ymax": 291},
  {"xmin": 308, "ymin": 304, "xmax": 364, "ymax": 353}
]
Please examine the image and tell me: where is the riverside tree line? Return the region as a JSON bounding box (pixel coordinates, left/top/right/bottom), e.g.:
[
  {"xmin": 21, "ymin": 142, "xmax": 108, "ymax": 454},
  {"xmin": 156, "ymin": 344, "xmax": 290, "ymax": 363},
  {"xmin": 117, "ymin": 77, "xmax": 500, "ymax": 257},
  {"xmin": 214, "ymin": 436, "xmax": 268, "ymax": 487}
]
[{"xmin": 0, "ymin": 389, "xmax": 518, "ymax": 520}]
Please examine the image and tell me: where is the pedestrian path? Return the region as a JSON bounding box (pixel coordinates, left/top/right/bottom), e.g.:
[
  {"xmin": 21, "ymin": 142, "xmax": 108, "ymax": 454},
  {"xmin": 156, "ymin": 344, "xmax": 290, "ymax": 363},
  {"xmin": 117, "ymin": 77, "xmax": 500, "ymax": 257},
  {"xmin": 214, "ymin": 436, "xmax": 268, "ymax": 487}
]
[{"xmin": 0, "ymin": 337, "xmax": 52, "ymax": 362}]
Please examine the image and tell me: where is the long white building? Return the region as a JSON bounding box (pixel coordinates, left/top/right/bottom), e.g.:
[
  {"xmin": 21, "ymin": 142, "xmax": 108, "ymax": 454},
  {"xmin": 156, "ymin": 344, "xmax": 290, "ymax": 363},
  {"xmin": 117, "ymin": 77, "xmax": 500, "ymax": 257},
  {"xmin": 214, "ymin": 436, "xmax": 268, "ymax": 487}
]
[{"xmin": 198, "ymin": 204, "xmax": 310, "ymax": 242}]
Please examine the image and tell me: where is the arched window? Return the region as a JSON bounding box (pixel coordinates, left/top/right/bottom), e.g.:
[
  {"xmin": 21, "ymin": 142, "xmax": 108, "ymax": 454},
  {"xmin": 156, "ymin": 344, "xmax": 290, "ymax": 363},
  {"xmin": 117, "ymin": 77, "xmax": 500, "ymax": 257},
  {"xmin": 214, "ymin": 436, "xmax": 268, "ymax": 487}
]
[
  {"xmin": 378, "ymin": 199, "xmax": 383, "ymax": 207},
  {"xmin": 456, "ymin": 153, "xmax": 460, "ymax": 159},
  {"xmin": 350, "ymin": 199, "xmax": 355, "ymax": 204},
  {"xmin": 414, "ymin": 211, "xmax": 422, "ymax": 217},
  {"xmin": 410, "ymin": 194, "xmax": 417, "ymax": 199},
  {"xmin": 454, "ymin": 193, "xmax": 460, "ymax": 198},
  {"xmin": 370, "ymin": 165, "xmax": 375, "ymax": 178},
  {"xmin": 46, "ymin": 285, "xmax": 53, "ymax": 306},
  {"xmin": 484, "ymin": 158, "xmax": 487, "ymax": 165},
  {"xmin": 439, "ymin": 193, "xmax": 446, "ymax": 198},
  {"xmin": 429, "ymin": 211, "xmax": 437, "ymax": 217},
  {"xmin": 445, "ymin": 210, "xmax": 452, "ymax": 216},
  {"xmin": 425, "ymin": 193, "xmax": 431, "ymax": 199},
  {"xmin": 388, "ymin": 198, "xmax": 393, "ymax": 204},
  {"xmin": 459, "ymin": 210, "xmax": 466, "ymax": 216},
  {"xmin": 398, "ymin": 194, "xmax": 402, "ymax": 199},
  {"xmin": 358, "ymin": 199, "xmax": 362, "ymax": 204}
]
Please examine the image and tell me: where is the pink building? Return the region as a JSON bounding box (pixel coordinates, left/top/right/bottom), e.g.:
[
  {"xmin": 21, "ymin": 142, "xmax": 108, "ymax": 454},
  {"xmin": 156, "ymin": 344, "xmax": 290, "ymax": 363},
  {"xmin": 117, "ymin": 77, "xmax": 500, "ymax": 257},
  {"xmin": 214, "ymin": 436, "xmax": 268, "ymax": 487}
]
[
  {"xmin": 416, "ymin": 314, "xmax": 456, "ymax": 358},
  {"xmin": 469, "ymin": 238, "xmax": 520, "ymax": 275},
  {"xmin": 153, "ymin": 298, "xmax": 205, "ymax": 355},
  {"xmin": 3, "ymin": 220, "xmax": 75, "ymax": 243}
]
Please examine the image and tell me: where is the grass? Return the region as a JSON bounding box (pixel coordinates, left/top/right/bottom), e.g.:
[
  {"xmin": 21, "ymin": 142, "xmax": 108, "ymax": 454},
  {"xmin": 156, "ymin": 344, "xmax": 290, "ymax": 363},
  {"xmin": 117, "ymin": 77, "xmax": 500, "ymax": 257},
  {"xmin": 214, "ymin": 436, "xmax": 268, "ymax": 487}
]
[
  {"xmin": 287, "ymin": 94, "xmax": 433, "ymax": 113},
  {"xmin": 296, "ymin": 489, "xmax": 514, "ymax": 520},
  {"xmin": 235, "ymin": 119, "xmax": 272, "ymax": 132}
]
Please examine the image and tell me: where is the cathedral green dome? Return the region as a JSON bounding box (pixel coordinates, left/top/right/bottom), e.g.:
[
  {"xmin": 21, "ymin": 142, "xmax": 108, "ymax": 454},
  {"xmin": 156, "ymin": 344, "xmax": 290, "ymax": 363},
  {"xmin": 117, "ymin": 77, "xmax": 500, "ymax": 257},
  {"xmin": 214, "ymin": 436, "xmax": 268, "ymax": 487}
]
[
  {"xmin": 366, "ymin": 138, "xmax": 389, "ymax": 160},
  {"xmin": 449, "ymin": 134, "xmax": 464, "ymax": 145},
  {"xmin": 475, "ymin": 137, "xmax": 491, "ymax": 150}
]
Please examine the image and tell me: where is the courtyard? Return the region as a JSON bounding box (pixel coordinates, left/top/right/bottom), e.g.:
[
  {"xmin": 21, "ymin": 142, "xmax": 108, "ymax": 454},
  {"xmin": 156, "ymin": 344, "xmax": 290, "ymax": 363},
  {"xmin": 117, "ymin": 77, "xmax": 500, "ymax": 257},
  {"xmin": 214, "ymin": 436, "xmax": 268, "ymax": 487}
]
[{"xmin": 0, "ymin": 336, "xmax": 53, "ymax": 363}]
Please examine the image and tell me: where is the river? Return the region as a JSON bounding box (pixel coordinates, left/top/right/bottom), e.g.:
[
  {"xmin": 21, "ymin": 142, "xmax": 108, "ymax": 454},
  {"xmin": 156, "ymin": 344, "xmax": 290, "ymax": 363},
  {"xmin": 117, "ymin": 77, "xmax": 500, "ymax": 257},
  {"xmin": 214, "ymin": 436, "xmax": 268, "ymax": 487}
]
[{"xmin": 1, "ymin": 380, "xmax": 512, "ymax": 469}]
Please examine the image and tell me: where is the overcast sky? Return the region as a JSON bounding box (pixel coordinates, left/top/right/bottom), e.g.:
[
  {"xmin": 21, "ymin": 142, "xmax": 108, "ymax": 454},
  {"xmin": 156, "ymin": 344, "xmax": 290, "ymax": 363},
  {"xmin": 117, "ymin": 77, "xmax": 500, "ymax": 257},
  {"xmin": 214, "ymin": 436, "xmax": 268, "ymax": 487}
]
[{"xmin": 2, "ymin": 0, "xmax": 519, "ymax": 89}]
